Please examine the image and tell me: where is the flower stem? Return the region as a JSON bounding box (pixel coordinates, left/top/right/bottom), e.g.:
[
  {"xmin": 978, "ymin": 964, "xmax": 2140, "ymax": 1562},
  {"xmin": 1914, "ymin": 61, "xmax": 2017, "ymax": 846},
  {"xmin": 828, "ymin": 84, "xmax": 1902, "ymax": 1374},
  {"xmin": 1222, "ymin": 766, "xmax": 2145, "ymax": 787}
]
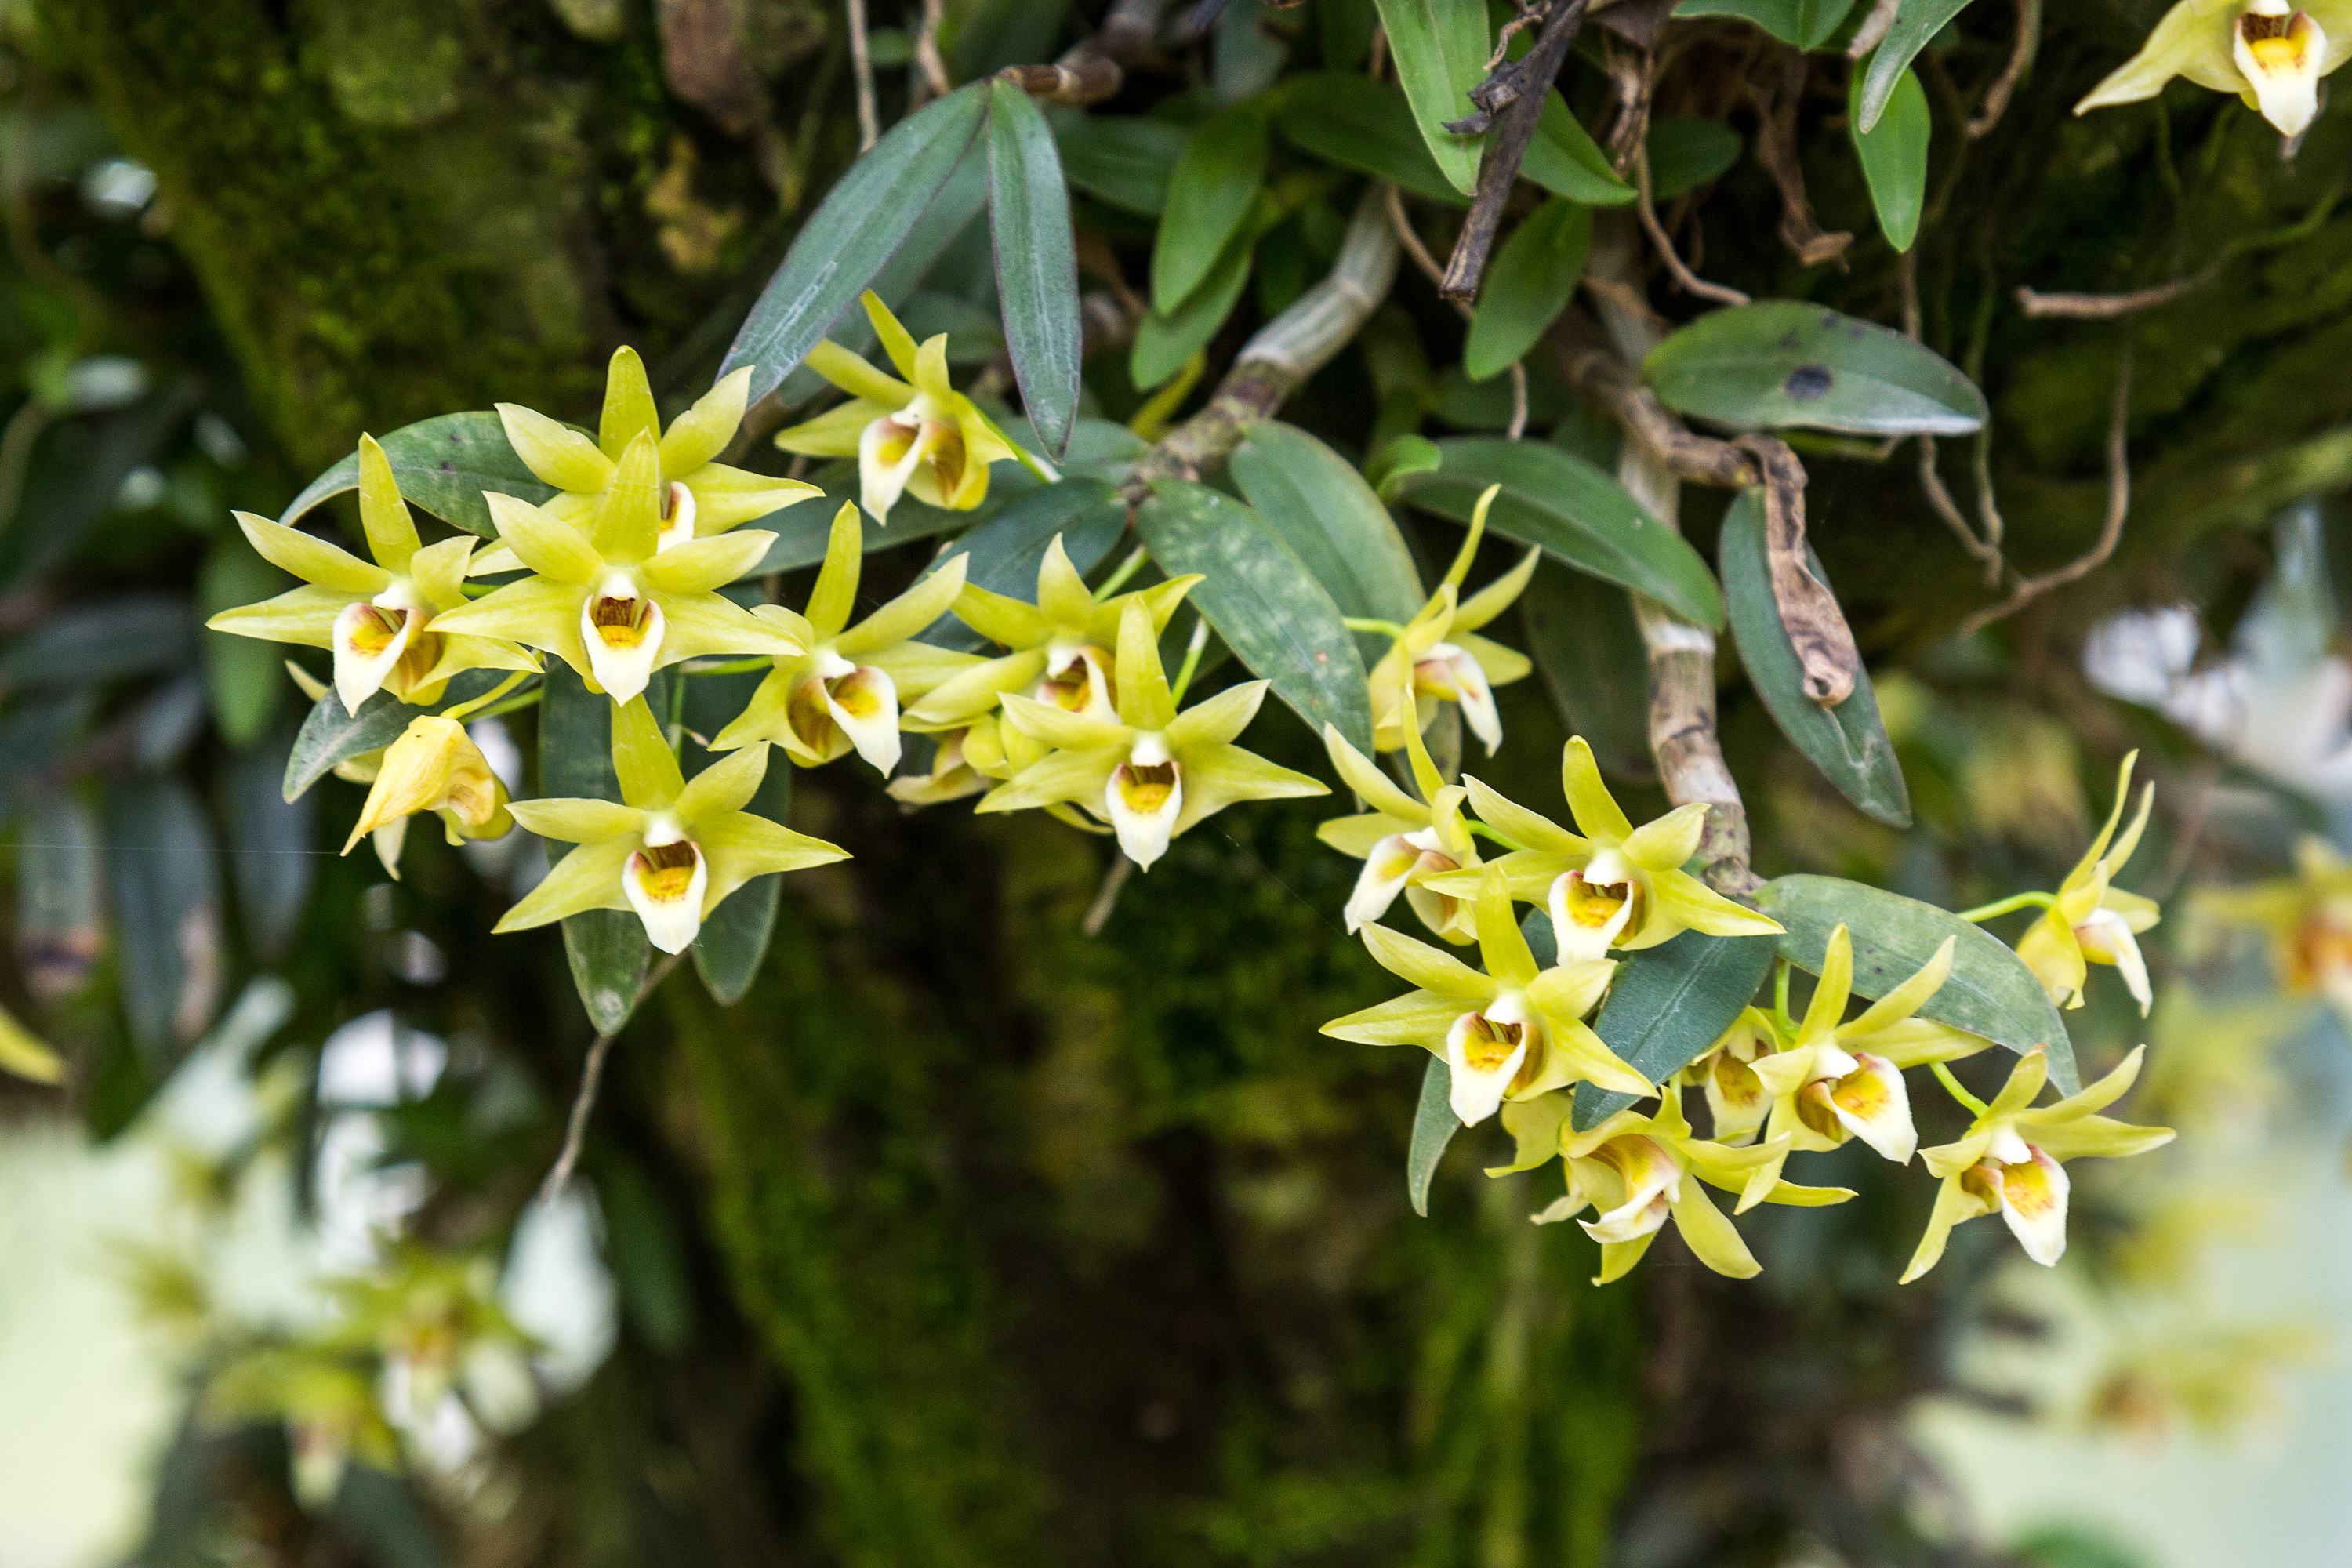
[
  {"xmin": 1168, "ymin": 616, "xmax": 1210, "ymax": 706},
  {"xmin": 1958, "ymin": 889, "xmax": 2057, "ymax": 923},
  {"xmin": 1344, "ymin": 615, "xmax": 1409, "ymax": 639},
  {"xmin": 1773, "ymin": 960, "xmax": 1793, "ymax": 1031},
  {"xmin": 438, "ymin": 671, "xmax": 531, "ymax": 723},
  {"xmin": 1463, "ymin": 819, "xmax": 1527, "ymax": 852},
  {"xmin": 473, "ymin": 689, "xmax": 545, "ymax": 721},
  {"xmin": 684, "ymin": 655, "xmax": 774, "ymax": 677},
  {"xmin": 1931, "ymin": 1060, "xmax": 1991, "ymax": 1118},
  {"xmin": 1094, "ymin": 546, "xmax": 1149, "ymax": 600}
]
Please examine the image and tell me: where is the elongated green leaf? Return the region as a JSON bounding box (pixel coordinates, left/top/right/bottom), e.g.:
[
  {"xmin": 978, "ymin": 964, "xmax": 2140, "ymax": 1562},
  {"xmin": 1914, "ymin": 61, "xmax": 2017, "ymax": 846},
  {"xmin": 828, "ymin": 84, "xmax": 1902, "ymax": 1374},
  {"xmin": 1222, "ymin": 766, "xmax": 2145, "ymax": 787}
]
[
  {"xmin": 17, "ymin": 789, "xmax": 103, "ymax": 1002},
  {"xmin": 1465, "ymin": 198, "xmax": 1592, "ymax": 381},
  {"xmin": 1231, "ymin": 423, "xmax": 1425, "ymax": 628},
  {"xmin": 1407, "ymin": 1054, "xmax": 1458, "ymax": 1215},
  {"xmin": 1392, "ymin": 438, "xmax": 1724, "ymax": 628},
  {"xmin": 1644, "ymin": 300, "xmax": 1986, "ymax": 435},
  {"xmin": 283, "ymin": 670, "xmax": 508, "ymax": 801},
  {"xmin": 1134, "ymin": 481, "xmax": 1374, "ymax": 750},
  {"xmin": 542, "ymin": 663, "xmax": 654, "ymax": 1033},
  {"xmin": 1759, "ymin": 874, "xmax": 2080, "ymax": 1092},
  {"xmin": 1153, "ymin": 102, "xmax": 1269, "ymax": 313},
  {"xmin": 281, "ymin": 412, "xmax": 552, "ymax": 539},
  {"xmin": 1573, "ymin": 931, "xmax": 1778, "ymax": 1130},
  {"xmin": 1276, "ymin": 72, "xmax": 1465, "ymax": 205},
  {"xmin": 1851, "ymin": 64, "xmax": 1929, "ymax": 252},
  {"xmin": 1674, "ymin": 0, "xmax": 1857, "ymax": 49},
  {"xmin": 1523, "ymin": 95, "xmax": 1635, "ymax": 205},
  {"xmin": 920, "ymin": 477, "xmax": 1127, "ymax": 650},
  {"xmin": 724, "ymin": 84, "xmax": 990, "ymax": 404},
  {"xmin": 988, "ymin": 82, "xmax": 1083, "ymax": 458},
  {"xmin": 1858, "ymin": 0, "xmax": 1978, "ymax": 133},
  {"xmin": 1719, "ymin": 493, "xmax": 1909, "ymax": 826},
  {"xmin": 684, "ymin": 672, "xmax": 789, "ymax": 1005},
  {"xmin": 103, "ymin": 779, "xmax": 221, "ymax": 1064},
  {"xmin": 224, "ymin": 729, "xmax": 315, "ymax": 961},
  {"xmin": 1374, "ymin": 0, "xmax": 1488, "ymax": 196},
  {"xmin": 1050, "ymin": 110, "xmax": 1185, "ymax": 214},
  {"xmin": 5, "ymin": 595, "xmax": 194, "ymax": 688},
  {"xmin": 1521, "ymin": 560, "xmax": 1654, "ymax": 782},
  {"xmin": 1132, "ymin": 211, "xmax": 1257, "ymax": 389},
  {"xmin": 1646, "ymin": 116, "xmax": 1743, "ymax": 201}
]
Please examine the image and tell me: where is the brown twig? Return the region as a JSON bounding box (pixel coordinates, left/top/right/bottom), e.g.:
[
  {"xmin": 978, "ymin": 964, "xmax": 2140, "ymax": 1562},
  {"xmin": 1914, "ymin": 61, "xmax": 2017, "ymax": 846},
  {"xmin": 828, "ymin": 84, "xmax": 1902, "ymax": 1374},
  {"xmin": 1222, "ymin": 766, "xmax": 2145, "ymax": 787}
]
[
  {"xmin": 914, "ymin": 0, "xmax": 953, "ymax": 102},
  {"xmin": 1900, "ymin": 250, "xmax": 2005, "ymax": 579},
  {"xmin": 1008, "ymin": 0, "xmax": 1168, "ymax": 107},
  {"xmin": 1438, "ymin": 0, "xmax": 1593, "ymax": 301},
  {"xmin": 2014, "ymin": 267, "xmax": 2217, "ymax": 319},
  {"xmin": 1734, "ymin": 434, "xmax": 1860, "ymax": 706},
  {"xmin": 1958, "ymin": 347, "xmax": 2134, "ymax": 636},
  {"xmin": 1747, "ymin": 53, "xmax": 1852, "ymax": 268},
  {"xmin": 1388, "ymin": 185, "xmax": 1529, "ymax": 437},
  {"xmin": 536, "ymin": 953, "xmax": 684, "ymax": 1204},
  {"xmin": 1635, "ymin": 146, "xmax": 1750, "ymax": 306},
  {"xmin": 1965, "ymin": 0, "xmax": 2041, "ymax": 139},
  {"xmin": 845, "ymin": 0, "xmax": 879, "ymax": 149}
]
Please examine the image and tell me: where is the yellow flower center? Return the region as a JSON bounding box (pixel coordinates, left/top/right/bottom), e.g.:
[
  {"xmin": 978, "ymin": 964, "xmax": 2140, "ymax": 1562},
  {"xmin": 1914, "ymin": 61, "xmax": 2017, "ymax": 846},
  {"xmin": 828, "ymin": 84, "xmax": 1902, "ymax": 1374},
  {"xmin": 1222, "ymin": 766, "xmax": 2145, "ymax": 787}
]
[
  {"xmin": 590, "ymin": 592, "xmax": 655, "ymax": 649},
  {"xmin": 633, "ymin": 840, "xmax": 701, "ymax": 902},
  {"xmin": 346, "ymin": 603, "xmax": 408, "ymax": 657},
  {"xmin": 1113, "ymin": 758, "xmax": 1178, "ymax": 815},
  {"xmin": 1455, "ymin": 1012, "xmax": 1531, "ymax": 1075}
]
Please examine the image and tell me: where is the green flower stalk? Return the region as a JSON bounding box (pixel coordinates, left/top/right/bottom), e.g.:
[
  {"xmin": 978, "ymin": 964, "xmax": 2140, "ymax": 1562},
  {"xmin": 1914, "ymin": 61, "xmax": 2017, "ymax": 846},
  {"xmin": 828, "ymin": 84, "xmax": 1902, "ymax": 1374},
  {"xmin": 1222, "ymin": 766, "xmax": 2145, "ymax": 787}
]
[
  {"xmin": 1429, "ymin": 736, "xmax": 1784, "ymax": 959},
  {"xmin": 1364, "ymin": 485, "xmax": 1537, "ymax": 756},
  {"xmin": 2078, "ymin": 0, "xmax": 2352, "ymax": 139},
  {"xmin": 710, "ymin": 501, "xmax": 981, "ymax": 774},
  {"xmin": 1737, "ymin": 926, "xmax": 1987, "ymax": 1210},
  {"xmin": 430, "ymin": 433, "xmax": 800, "ymax": 705},
  {"xmin": 1317, "ymin": 720, "xmax": 1482, "ymax": 943},
  {"xmin": 975, "ymin": 599, "xmax": 1325, "ymax": 870},
  {"xmin": 1322, "ymin": 869, "xmax": 1646, "ymax": 1127},
  {"xmin": 208, "ymin": 435, "xmax": 539, "ymax": 714},
  {"xmin": 1903, "ymin": 1046, "xmax": 2175, "ymax": 1282},
  {"xmin": 2016, "ymin": 753, "xmax": 2161, "ymax": 1016},
  {"xmin": 498, "ymin": 698, "xmax": 848, "ymax": 953},
  {"xmin": 492, "ymin": 345, "xmax": 822, "ymax": 556},
  {"xmin": 772, "ymin": 291, "xmax": 1028, "ymax": 524}
]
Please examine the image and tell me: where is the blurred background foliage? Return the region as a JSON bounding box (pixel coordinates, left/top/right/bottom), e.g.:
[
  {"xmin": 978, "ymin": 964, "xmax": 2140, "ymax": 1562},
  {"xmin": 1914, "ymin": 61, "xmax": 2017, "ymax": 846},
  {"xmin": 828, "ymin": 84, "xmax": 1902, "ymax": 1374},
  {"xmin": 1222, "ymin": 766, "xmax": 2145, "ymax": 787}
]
[{"xmin": 3, "ymin": 2, "xmax": 2352, "ymax": 1566}]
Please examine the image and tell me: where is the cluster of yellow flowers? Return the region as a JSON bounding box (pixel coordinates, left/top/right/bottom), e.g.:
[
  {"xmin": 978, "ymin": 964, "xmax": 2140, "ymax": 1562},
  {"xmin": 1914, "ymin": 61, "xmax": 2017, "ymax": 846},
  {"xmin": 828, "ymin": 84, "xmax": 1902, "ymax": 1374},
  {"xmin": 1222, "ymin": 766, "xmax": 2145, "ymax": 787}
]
[{"xmin": 1319, "ymin": 745, "xmax": 2176, "ymax": 1286}]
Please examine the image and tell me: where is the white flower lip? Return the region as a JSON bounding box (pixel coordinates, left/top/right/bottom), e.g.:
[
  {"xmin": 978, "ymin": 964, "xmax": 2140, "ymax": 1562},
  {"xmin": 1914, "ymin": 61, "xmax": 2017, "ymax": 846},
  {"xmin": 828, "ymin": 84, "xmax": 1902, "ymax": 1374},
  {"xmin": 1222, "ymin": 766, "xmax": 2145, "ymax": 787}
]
[
  {"xmin": 581, "ymin": 575, "xmax": 665, "ymax": 703},
  {"xmin": 332, "ymin": 593, "xmax": 419, "ymax": 715},
  {"xmin": 1105, "ymin": 731, "xmax": 1182, "ymax": 870},
  {"xmin": 623, "ymin": 834, "xmax": 708, "ymax": 954}
]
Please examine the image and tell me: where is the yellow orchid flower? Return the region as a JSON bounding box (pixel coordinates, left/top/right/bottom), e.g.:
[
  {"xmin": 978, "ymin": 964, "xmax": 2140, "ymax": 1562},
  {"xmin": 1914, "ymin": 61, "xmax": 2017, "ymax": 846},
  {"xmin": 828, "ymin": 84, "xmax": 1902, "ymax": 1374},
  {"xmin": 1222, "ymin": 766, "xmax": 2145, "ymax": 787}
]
[
  {"xmin": 1901, "ymin": 1046, "xmax": 2175, "ymax": 1283},
  {"xmin": 1317, "ymin": 720, "xmax": 1483, "ymax": 942},
  {"xmin": 208, "ymin": 436, "xmax": 539, "ymax": 714},
  {"xmin": 429, "ymin": 433, "xmax": 799, "ymax": 705},
  {"xmin": 1428, "ymin": 736, "xmax": 1783, "ymax": 959},
  {"xmin": 2077, "ymin": 0, "xmax": 2352, "ymax": 139},
  {"xmin": 494, "ymin": 345, "xmax": 822, "ymax": 553},
  {"xmin": 708, "ymin": 502, "xmax": 982, "ymax": 774},
  {"xmin": 2195, "ymin": 834, "xmax": 2352, "ymax": 1012},
  {"xmin": 498, "ymin": 699, "xmax": 847, "ymax": 953},
  {"xmin": 1691, "ymin": 1007, "xmax": 1780, "ymax": 1143},
  {"xmin": 906, "ymin": 533, "xmax": 1200, "ymax": 731},
  {"xmin": 2016, "ymin": 753, "xmax": 2161, "ymax": 1015},
  {"xmin": 1365, "ymin": 485, "xmax": 1538, "ymax": 755},
  {"xmin": 1526, "ymin": 1085, "xmax": 1854, "ymax": 1285},
  {"xmin": 1322, "ymin": 869, "xmax": 1647, "ymax": 1126},
  {"xmin": 773, "ymin": 291, "xmax": 1027, "ymax": 524},
  {"xmin": 341, "ymin": 714, "xmax": 514, "ymax": 872},
  {"xmin": 975, "ymin": 599, "xmax": 1327, "ymax": 869},
  {"xmin": 0, "ymin": 998, "xmax": 63, "ymax": 1084},
  {"xmin": 886, "ymin": 718, "xmax": 1003, "ymax": 806},
  {"xmin": 1736, "ymin": 927, "xmax": 1989, "ymax": 1210}
]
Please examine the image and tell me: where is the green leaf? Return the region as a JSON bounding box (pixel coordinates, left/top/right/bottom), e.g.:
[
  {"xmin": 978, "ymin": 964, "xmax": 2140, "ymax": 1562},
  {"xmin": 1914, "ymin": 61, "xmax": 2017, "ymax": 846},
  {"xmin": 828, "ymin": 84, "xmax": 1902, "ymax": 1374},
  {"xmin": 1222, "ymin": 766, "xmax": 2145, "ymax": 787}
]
[
  {"xmin": 1573, "ymin": 931, "xmax": 1778, "ymax": 1130},
  {"xmin": 2, "ymin": 595, "xmax": 194, "ymax": 689},
  {"xmin": 683, "ymin": 673, "xmax": 789, "ymax": 1006},
  {"xmin": 1642, "ymin": 300, "xmax": 1987, "ymax": 435},
  {"xmin": 1152, "ymin": 102, "xmax": 1269, "ymax": 313},
  {"xmin": 1373, "ymin": 0, "xmax": 1489, "ymax": 196},
  {"xmin": 988, "ymin": 82, "xmax": 1083, "ymax": 458},
  {"xmin": 223, "ymin": 728, "xmax": 316, "ymax": 961},
  {"xmin": 1857, "ymin": 0, "xmax": 1978, "ymax": 134},
  {"xmin": 1719, "ymin": 492, "xmax": 1910, "ymax": 826},
  {"xmin": 1132, "ymin": 210, "xmax": 1257, "ymax": 390},
  {"xmin": 723, "ymin": 84, "xmax": 990, "ymax": 404},
  {"xmin": 1646, "ymin": 116, "xmax": 1743, "ymax": 201},
  {"xmin": 541, "ymin": 662, "xmax": 652, "ymax": 1033},
  {"xmin": 1673, "ymin": 0, "xmax": 1858, "ymax": 49},
  {"xmin": 1366, "ymin": 433, "xmax": 1443, "ymax": 499},
  {"xmin": 1523, "ymin": 94, "xmax": 1635, "ymax": 205},
  {"xmin": 1521, "ymin": 559, "xmax": 1654, "ymax": 782},
  {"xmin": 1464, "ymin": 198, "xmax": 1592, "ymax": 382},
  {"xmin": 1392, "ymin": 438, "xmax": 1724, "ymax": 627},
  {"xmin": 103, "ymin": 779, "xmax": 221, "ymax": 1064},
  {"xmin": 16, "ymin": 789, "xmax": 103, "ymax": 1003},
  {"xmin": 1230, "ymin": 422, "xmax": 1425, "ymax": 627},
  {"xmin": 281, "ymin": 412, "xmax": 552, "ymax": 539},
  {"xmin": 1276, "ymin": 72, "xmax": 1465, "ymax": 205},
  {"xmin": 1134, "ymin": 480, "xmax": 1374, "ymax": 750},
  {"xmin": 1050, "ymin": 110, "xmax": 1186, "ymax": 214},
  {"xmin": 1850, "ymin": 64, "xmax": 1929, "ymax": 252},
  {"xmin": 1758, "ymin": 874, "xmax": 2080, "ymax": 1093},
  {"xmin": 1407, "ymin": 1054, "xmax": 1458, "ymax": 1216},
  {"xmin": 920, "ymin": 477, "xmax": 1127, "ymax": 650},
  {"xmin": 283, "ymin": 670, "xmax": 509, "ymax": 802}
]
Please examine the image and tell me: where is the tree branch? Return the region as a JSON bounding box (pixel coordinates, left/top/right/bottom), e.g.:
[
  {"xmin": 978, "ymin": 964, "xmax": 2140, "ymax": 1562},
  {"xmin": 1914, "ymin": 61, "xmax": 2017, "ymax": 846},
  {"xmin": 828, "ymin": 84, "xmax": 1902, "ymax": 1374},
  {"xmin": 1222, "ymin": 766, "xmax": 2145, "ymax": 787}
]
[{"xmin": 1438, "ymin": 0, "xmax": 1592, "ymax": 301}]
